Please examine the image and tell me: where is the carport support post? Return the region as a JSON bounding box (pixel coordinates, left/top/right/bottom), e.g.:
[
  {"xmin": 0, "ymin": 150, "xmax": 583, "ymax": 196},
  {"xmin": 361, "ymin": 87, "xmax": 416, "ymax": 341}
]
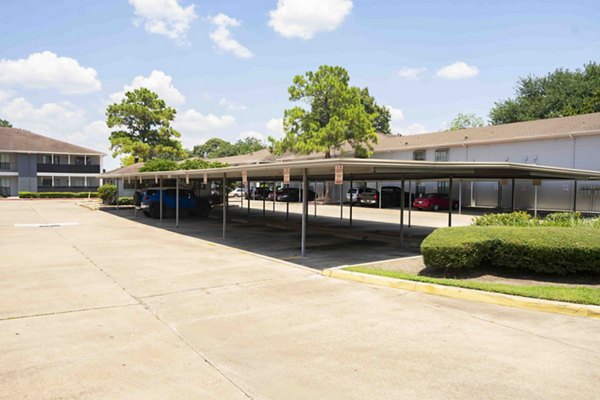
[
  {"xmin": 175, "ymin": 178, "xmax": 179, "ymax": 228},
  {"xmin": 133, "ymin": 178, "xmax": 138, "ymax": 218},
  {"xmin": 301, "ymin": 168, "xmax": 308, "ymax": 257},
  {"xmin": 349, "ymin": 179, "xmax": 353, "ymax": 228},
  {"xmin": 458, "ymin": 180, "xmax": 462, "ymax": 214},
  {"xmin": 314, "ymin": 181, "xmax": 317, "ymax": 218},
  {"xmin": 286, "ymin": 184, "xmax": 290, "ymax": 220},
  {"xmin": 159, "ymin": 178, "xmax": 163, "ymax": 223},
  {"xmin": 573, "ymin": 180, "xmax": 578, "ymax": 212},
  {"xmin": 408, "ymin": 180, "xmax": 412, "ymax": 228},
  {"xmin": 511, "ymin": 178, "xmax": 516, "ymax": 212},
  {"xmin": 262, "ymin": 184, "xmax": 266, "ymax": 217},
  {"xmin": 339, "ymin": 184, "xmax": 343, "ymax": 220},
  {"xmin": 400, "ymin": 178, "xmax": 405, "ymax": 247},
  {"xmin": 116, "ymin": 178, "xmax": 120, "ymax": 211},
  {"xmin": 377, "ymin": 181, "xmax": 381, "ymax": 208},
  {"xmin": 247, "ymin": 181, "xmax": 250, "ymax": 215},
  {"xmin": 534, "ymin": 184, "xmax": 538, "ymax": 218},
  {"xmin": 222, "ymin": 175, "xmax": 227, "ymax": 239},
  {"xmin": 448, "ymin": 177, "xmax": 454, "ymax": 227},
  {"xmin": 272, "ymin": 181, "xmax": 276, "ymax": 212}
]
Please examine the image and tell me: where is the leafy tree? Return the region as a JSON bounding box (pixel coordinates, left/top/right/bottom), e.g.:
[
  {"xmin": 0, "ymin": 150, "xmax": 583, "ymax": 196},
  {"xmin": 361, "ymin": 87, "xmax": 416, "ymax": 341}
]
[
  {"xmin": 448, "ymin": 113, "xmax": 485, "ymax": 130},
  {"xmin": 192, "ymin": 138, "xmax": 234, "ymax": 158},
  {"xmin": 191, "ymin": 137, "xmax": 265, "ymax": 158},
  {"xmin": 0, "ymin": 118, "xmax": 12, "ymax": 128},
  {"xmin": 139, "ymin": 158, "xmax": 228, "ymax": 172},
  {"xmin": 235, "ymin": 136, "xmax": 265, "ymax": 155},
  {"xmin": 106, "ymin": 88, "xmax": 185, "ymax": 165},
  {"xmin": 269, "ymin": 65, "xmax": 379, "ymax": 158},
  {"xmin": 139, "ymin": 158, "xmax": 178, "ymax": 172},
  {"xmin": 490, "ymin": 62, "xmax": 600, "ymax": 125},
  {"xmin": 360, "ymin": 88, "xmax": 391, "ymax": 134}
]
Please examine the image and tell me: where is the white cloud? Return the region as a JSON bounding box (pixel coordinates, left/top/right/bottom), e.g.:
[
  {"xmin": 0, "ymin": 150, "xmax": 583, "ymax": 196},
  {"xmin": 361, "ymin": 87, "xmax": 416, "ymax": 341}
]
[
  {"xmin": 397, "ymin": 66, "xmax": 426, "ymax": 81},
  {"xmin": 219, "ymin": 97, "xmax": 246, "ymax": 111},
  {"xmin": 109, "ymin": 70, "xmax": 185, "ymax": 105},
  {"xmin": 436, "ymin": 61, "xmax": 479, "ymax": 80},
  {"xmin": 239, "ymin": 130, "xmax": 265, "ymax": 142},
  {"xmin": 174, "ymin": 108, "xmax": 235, "ymax": 132},
  {"xmin": 67, "ymin": 120, "xmax": 110, "ymax": 154},
  {"xmin": 386, "ymin": 106, "xmax": 404, "ymax": 123},
  {"xmin": 265, "ymin": 117, "xmax": 283, "ymax": 134},
  {"xmin": 268, "ymin": 0, "xmax": 353, "ymax": 39},
  {"xmin": 0, "ymin": 90, "xmax": 15, "ymax": 103},
  {"xmin": 0, "ymin": 51, "xmax": 101, "ymax": 94},
  {"xmin": 209, "ymin": 13, "xmax": 253, "ymax": 58},
  {"xmin": 0, "ymin": 96, "xmax": 85, "ymax": 135},
  {"xmin": 129, "ymin": 0, "xmax": 197, "ymax": 44},
  {"xmin": 398, "ymin": 123, "xmax": 428, "ymax": 136}
]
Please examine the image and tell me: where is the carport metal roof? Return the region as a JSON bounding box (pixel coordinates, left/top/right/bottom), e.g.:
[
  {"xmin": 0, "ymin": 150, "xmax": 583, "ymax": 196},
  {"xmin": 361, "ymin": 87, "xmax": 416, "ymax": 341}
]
[
  {"xmin": 102, "ymin": 158, "xmax": 600, "ymax": 181},
  {"xmin": 103, "ymin": 158, "xmax": 600, "ymax": 258}
]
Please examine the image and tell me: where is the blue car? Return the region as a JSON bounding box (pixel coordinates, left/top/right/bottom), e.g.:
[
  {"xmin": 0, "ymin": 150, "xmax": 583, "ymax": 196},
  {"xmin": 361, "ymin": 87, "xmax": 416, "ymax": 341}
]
[{"xmin": 140, "ymin": 187, "xmax": 210, "ymax": 218}]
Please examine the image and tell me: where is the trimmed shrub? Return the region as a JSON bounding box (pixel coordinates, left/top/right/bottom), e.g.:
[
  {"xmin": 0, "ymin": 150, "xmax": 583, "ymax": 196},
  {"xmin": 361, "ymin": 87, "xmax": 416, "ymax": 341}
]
[
  {"xmin": 98, "ymin": 184, "xmax": 117, "ymax": 204},
  {"xmin": 473, "ymin": 211, "xmax": 597, "ymax": 228},
  {"xmin": 473, "ymin": 211, "xmax": 533, "ymax": 226},
  {"xmin": 19, "ymin": 192, "xmax": 98, "ymax": 199},
  {"xmin": 117, "ymin": 196, "xmax": 134, "ymax": 205},
  {"xmin": 543, "ymin": 212, "xmax": 582, "ymax": 227},
  {"xmin": 422, "ymin": 226, "xmax": 600, "ymax": 275}
]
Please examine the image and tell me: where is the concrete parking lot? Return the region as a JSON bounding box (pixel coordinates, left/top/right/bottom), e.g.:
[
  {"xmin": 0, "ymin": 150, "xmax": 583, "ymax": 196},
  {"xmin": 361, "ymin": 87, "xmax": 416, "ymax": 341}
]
[{"xmin": 1, "ymin": 200, "xmax": 599, "ymax": 399}]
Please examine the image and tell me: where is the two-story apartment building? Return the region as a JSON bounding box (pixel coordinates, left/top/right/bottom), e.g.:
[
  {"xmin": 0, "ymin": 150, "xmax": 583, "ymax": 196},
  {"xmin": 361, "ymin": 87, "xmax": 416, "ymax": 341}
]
[{"xmin": 0, "ymin": 127, "xmax": 104, "ymax": 197}]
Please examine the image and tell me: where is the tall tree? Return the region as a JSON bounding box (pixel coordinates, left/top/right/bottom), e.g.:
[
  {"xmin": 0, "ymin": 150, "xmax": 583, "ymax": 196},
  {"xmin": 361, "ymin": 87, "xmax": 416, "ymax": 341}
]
[
  {"xmin": 0, "ymin": 118, "xmax": 12, "ymax": 128},
  {"xmin": 448, "ymin": 113, "xmax": 485, "ymax": 130},
  {"xmin": 360, "ymin": 88, "xmax": 392, "ymax": 134},
  {"xmin": 191, "ymin": 137, "xmax": 265, "ymax": 158},
  {"xmin": 269, "ymin": 65, "xmax": 380, "ymax": 159},
  {"xmin": 106, "ymin": 88, "xmax": 185, "ymax": 165},
  {"xmin": 490, "ymin": 62, "xmax": 600, "ymax": 125}
]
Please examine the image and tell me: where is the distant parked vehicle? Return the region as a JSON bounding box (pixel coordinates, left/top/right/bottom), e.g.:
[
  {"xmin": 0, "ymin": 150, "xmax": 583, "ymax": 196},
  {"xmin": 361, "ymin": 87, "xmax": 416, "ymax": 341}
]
[
  {"xmin": 358, "ymin": 186, "xmax": 406, "ymax": 208},
  {"xmin": 346, "ymin": 187, "xmax": 368, "ymax": 203},
  {"xmin": 412, "ymin": 193, "xmax": 458, "ymax": 211},
  {"xmin": 245, "ymin": 187, "xmax": 272, "ymax": 200},
  {"xmin": 229, "ymin": 187, "xmax": 245, "ymax": 198},
  {"xmin": 276, "ymin": 187, "xmax": 315, "ymax": 202},
  {"xmin": 140, "ymin": 187, "xmax": 211, "ymax": 218}
]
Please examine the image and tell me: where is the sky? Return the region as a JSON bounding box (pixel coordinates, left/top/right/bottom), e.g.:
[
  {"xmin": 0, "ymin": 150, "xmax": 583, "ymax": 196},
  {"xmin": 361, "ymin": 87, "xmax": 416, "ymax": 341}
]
[{"xmin": 0, "ymin": 0, "xmax": 598, "ymax": 170}]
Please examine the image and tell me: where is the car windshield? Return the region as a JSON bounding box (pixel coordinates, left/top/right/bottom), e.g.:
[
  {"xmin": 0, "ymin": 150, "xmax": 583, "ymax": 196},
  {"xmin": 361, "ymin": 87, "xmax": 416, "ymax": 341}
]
[{"xmin": 426, "ymin": 194, "xmax": 437, "ymax": 199}]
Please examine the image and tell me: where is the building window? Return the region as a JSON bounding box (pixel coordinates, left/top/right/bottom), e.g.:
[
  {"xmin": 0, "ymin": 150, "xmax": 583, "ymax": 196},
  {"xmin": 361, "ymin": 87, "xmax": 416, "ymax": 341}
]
[
  {"xmin": 0, "ymin": 153, "xmax": 9, "ymax": 170},
  {"xmin": 437, "ymin": 181, "xmax": 448, "ymax": 194},
  {"xmin": 71, "ymin": 177, "xmax": 85, "ymax": 187},
  {"xmin": 74, "ymin": 156, "xmax": 85, "ymax": 165},
  {"xmin": 39, "ymin": 177, "xmax": 52, "ymax": 186},
  {"xmin": 435, "ymin": 148, "xmax": 449, "ymax": 162},
  {"xmin": 413, "ymin": 150, "xmax": 426, "ymax": 161}
]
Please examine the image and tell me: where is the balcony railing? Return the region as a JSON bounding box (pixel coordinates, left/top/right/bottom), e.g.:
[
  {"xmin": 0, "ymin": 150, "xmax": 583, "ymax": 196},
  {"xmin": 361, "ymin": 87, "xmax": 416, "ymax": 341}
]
[
  {"xmin": 0, "ymin": 162, "xmax": 15, "ymax": 171},
  {"xmin": 37, "ymin": 186, "xmax": 99, "ymax": 193},
  {"xmin": 37, "ymin": 164, "xmax": 100, "ymax": 173}
]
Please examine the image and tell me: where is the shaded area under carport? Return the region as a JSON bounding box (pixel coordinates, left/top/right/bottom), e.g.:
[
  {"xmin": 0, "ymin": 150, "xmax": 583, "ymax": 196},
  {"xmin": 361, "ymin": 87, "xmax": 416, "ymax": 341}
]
[{"xmin": 102, "ymin": 202, "xmax": 476, "ymax": 270}]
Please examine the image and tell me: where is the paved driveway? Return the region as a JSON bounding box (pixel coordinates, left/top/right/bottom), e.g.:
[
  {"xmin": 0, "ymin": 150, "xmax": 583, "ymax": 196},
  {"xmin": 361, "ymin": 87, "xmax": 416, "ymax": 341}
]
[{"xmin": 1, "ymin": 200, "xmax": 599, "ymax": 399}]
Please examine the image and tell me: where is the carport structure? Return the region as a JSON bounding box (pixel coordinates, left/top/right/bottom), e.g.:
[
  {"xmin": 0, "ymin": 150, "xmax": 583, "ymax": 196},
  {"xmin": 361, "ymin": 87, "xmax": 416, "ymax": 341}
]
[{"xmin": 102, "ymin": 158, "xmax": 600, "ymax": 256}]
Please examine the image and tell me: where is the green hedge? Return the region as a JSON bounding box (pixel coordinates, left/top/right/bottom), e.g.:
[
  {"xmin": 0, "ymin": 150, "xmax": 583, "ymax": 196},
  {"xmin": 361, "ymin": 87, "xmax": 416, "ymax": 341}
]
[
  {"xmin": 19, "ymin": 192, "xmax": 98, "ymax": 199},
  {"xmin": 422, "ymin": 226, "xmax": 600, "ymax": 274},
  {"xmin": 116, "ymin": 196, "xmax": 134, "ymax": 205},
  {"xmin": 473, "ymin": 211, "xmax": 600, "ymax": 228}
]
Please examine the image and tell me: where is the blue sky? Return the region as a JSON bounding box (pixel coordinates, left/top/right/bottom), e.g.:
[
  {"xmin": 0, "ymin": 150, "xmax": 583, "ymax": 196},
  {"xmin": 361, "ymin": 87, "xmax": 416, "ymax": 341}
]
[{"xmin": 0, "ymin": 0, "xmax": 598, "ymax": 170}]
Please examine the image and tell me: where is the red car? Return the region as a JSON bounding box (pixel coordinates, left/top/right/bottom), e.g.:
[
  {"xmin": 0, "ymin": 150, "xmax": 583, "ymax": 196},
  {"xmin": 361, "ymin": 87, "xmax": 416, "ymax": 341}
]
[{"xmin": 412, "ymin": 193, "xmax": 458, "ymax": 211}]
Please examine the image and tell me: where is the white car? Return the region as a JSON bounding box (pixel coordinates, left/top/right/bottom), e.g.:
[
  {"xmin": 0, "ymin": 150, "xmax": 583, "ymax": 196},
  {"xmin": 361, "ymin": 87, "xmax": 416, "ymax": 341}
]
[{"xmin": 229, "ymin": 187, "xmax": 245, "ymax": 198}]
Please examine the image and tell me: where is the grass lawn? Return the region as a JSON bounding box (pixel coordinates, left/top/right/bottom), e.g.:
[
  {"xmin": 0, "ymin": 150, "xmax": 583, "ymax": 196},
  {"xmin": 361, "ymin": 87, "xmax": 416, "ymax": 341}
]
[{"xmin": 344, "ymin": 267, "xmax": 600, "ymax": 306}]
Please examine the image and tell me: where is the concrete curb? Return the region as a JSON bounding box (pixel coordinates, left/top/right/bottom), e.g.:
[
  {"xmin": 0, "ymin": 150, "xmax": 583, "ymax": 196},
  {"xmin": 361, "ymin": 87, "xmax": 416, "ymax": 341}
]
[{"xmin": 322, "ymin": 268, "xmax": 600, "ymax": 320}]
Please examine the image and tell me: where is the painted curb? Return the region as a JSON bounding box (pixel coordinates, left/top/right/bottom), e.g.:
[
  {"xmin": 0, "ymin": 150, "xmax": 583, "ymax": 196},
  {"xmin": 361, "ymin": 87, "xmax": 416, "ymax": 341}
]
[{"xmin": 322, "ymin": 268, "xmax": 600, "ymax": 320}]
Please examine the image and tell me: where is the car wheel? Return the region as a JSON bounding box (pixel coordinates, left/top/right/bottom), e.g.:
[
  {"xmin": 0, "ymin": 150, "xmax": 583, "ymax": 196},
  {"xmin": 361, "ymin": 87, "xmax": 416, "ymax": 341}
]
[
  {"xmin": 433, "ymin": 204, "xmax": 440, "ymax": 211},
  {"xmin": 149, "ymin": 203, "xmax": 160, "ymax": 219},
  {"xmin": 143, "ymin": 211, "xmax": 150, "ymax": 217}
]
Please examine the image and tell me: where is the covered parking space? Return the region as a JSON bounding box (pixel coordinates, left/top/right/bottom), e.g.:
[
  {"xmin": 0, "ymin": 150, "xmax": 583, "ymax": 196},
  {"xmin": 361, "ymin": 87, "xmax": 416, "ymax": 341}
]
[{"xmin": 102, "ymin": 158, "xmax": 600, "ymax": 258}]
